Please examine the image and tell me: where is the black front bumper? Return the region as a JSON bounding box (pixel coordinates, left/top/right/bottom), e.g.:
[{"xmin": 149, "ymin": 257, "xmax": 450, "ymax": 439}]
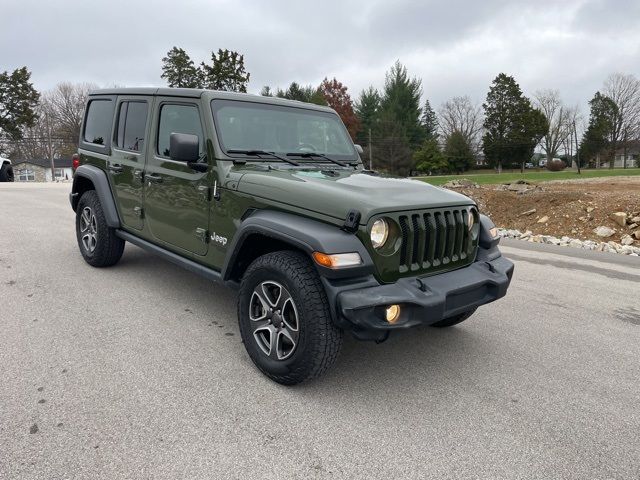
[{"xmin": 335, "ymin": 254, "xmax": 514, "ymax": 331}]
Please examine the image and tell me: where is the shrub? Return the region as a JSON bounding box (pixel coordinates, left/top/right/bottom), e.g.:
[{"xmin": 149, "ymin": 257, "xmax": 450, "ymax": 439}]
[{"xmin": 546, "ymin": 159, "xmax": 566, "ymax": 171}]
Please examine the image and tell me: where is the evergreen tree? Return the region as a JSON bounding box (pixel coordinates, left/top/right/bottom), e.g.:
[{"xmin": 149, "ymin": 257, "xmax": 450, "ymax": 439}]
[
  {"xmin": 161, "ymin": 47, "xmax": 201, "ymax": 88},
  {"xmin": 275, "ymin": 82, "xmax": 326, "ymax": 105},
  {"xmin": 379, "ymin": 61, "xmax": 424, "ymax": 148},
  {"xmin": 413, "ymin": 138, "xmax": 447, "ymax": 173},
  {"xmin": 421, "ymin": 99, "xmax": 438, "ymax": 141},
  {"xmin": 260, "ymin": 86, "xmax": 273, "ymax": 97},
  {"xmin": 579, "ymin": 92, "xmax": 618, "ymax": 166},
  {"xmin": 482, "ymin": 73, "xmax": 548, "ymax": 172},
  {"xmin": 0, "ymin": 66, "xmax": 40, "ymax": 143},
  {"xmin": 200, "ymin": 49, "xmax": 250, "ymax": 92},
  {"xmin": 371, "ymin": 109, "xmax": 413, "ymax": 176},
  {"xmin": 444, "ymin": 131, "xmax": 475, "ymax": 173},
  {"xmin": 354, "ymin": 86, "xmax": 381, "ymax": 144}
]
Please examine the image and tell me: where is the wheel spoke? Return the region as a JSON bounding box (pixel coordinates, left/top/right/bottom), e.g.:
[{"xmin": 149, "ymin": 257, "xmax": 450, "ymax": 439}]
[
  {"xmin": 249, "ymin": 290, "xmax": 269, "ymax": 321},
  {"xmin": 276, "ymin": 329, "xmax": 297, "ymax": 360},
  {"xmin": 276, "ymin": 288, "xmax": 292, "ymax": 310},
  {"xmin": 281, "ymin": 298, "xmax": 299, "ymax": 332},
  {"xmin": 261, "ymin": 281, "xmax": 281, "ymax": 308},
  {"xmin": 253, "ymin": 324, "xmax": 276, "ymax": 357},
  {"xmin": 80, "ymin": 208, "xmax": 91, "ymax": 232}
]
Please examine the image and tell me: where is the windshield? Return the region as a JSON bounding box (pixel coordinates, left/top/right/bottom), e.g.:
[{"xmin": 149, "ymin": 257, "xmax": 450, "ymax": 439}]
[{"xmin": 211, "ymin": 99, "xmax": 358, "ymax": 162}]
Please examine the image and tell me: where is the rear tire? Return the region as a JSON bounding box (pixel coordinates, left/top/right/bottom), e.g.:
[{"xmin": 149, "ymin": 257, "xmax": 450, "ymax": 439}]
[
  {"xmin": 430, "ymin": 308, "xmax": 477, "ymax": 328},
  {"xmin": 75, "ymin": 190, "xmax": 124, "ymax": 267},
  {"xmin": 238, "ymin": 251, "xmax": 343, "ymax": 385},
  {"xmin": 0, "ymin": 163, "xmax": 14, "ymax": 182}
]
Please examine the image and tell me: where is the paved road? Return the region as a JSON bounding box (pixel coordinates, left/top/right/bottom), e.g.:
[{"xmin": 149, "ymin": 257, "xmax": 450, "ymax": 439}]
[{"xmin": 1, "ymin": 183, "xmax": 639, "ymax": 480}]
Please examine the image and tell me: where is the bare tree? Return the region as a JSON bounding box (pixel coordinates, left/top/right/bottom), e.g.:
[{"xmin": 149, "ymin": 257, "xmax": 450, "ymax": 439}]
[
  {"xmin": 12, "ymin": 82, "xmax": 93, "ymax": 164},
  {"xmin": 438, "ymin": 96, "xmax": 483, "ymax": 151},
  {"xmin": 47, "ymin": 82, "xmax": 95, "ymax": 155},
  {"xmin": 603, "ymin": 73, "xmax": 640, "ymax": 168},
  {"xmin": 533, "ymin": 89, "xmax": 574, "ymax": 163}
]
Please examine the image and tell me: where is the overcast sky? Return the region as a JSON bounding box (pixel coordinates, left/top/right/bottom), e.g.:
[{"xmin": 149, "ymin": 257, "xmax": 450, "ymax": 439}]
[{"xmin": 2, "ymin": 0, "xmax": 638, "ymax": 114}]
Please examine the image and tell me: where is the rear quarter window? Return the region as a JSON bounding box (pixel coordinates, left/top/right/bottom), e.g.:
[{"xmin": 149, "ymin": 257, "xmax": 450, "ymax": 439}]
[{"xmin": 83, "ymin": 99, "xmax": 114, "ymax": 146}]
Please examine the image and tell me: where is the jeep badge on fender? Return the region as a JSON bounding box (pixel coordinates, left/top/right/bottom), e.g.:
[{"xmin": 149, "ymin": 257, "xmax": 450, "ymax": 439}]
[{"xmin": 69, "ymin": 87, "xmax": 514, "ymax": 385}]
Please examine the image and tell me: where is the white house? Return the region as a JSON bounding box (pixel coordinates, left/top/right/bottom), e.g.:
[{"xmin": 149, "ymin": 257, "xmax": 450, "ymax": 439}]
[{"xmin": 12, "ymin": 158, "xmax": 74, "ymax": 182}]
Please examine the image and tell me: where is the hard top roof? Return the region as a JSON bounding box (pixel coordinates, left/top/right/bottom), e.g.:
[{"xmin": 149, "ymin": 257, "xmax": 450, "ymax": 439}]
[{"xmin": 88, "ymin": 88, "xmax": 336, "ymax": 113}]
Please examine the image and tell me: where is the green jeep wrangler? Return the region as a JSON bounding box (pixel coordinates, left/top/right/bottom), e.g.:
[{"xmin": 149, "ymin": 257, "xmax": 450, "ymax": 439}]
[{"xmin": 70, "ymin": 88, "xmax": 513, "ymax": 385}]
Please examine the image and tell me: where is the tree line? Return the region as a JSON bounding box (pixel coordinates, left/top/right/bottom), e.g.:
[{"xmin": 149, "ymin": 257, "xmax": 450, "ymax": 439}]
[{"xmin": 2, "ymin": 46, "xmax": 639, "ymax": 176}]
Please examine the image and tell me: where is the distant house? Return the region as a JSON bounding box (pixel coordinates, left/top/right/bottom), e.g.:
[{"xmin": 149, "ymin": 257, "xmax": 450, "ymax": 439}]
[
  {"xmin": 597, "ymin": 141, "xmax": 640, "ymax": 168},
  {"xmin": 12, "ymin": 158, "xmax": 73, "ymax": 182},
  {"xmin": 613, "ymin": 142, "xmax": 640, "ymax": 168}
]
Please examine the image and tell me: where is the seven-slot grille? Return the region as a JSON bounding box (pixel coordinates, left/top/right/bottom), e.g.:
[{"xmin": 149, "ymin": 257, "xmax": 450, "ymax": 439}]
[{"xmin": 397, "ymin": 207, "xmax": 477, "ymax": 274}]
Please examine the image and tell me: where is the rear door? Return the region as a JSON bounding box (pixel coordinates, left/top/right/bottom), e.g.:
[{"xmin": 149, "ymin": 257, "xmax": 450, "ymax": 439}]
[
  {"xmin": 143, "ymin": 98, "xmax": 210, "ymax": 255},
  {"xmin": 108, "ymin": 97, "xmax": 151, "ymax": 230}
]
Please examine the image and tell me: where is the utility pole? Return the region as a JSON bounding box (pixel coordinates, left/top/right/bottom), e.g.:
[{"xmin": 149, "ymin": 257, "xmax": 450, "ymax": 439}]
[
  {"xmin": 46, "ymin": 110, "xmax": 55, "ymax": 182},
  {"xmin": 368, "ymin": 128, "xmax": 372, "ymax": 170},
  {"xmin": 574, "ymin": 120, "xmax": 581, "ymax": 174}
]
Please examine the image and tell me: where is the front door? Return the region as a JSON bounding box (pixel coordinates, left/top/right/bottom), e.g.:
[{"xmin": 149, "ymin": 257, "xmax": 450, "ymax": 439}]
[
  {"xmin": 108, "ymin": 97, "xmax": 151, "ymax": 230},
  {"xmin": 143, "ymin": 99, "xmax": 210, "ymax": 256}
]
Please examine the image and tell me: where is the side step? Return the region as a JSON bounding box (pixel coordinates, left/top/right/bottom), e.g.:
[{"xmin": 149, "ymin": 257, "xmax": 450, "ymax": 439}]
[{"xmin": 116, "ymin": 230, "xmax": 225, "ymax": 284}]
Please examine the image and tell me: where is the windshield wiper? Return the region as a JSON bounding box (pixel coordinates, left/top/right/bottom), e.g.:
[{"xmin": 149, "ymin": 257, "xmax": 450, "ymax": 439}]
[
  {"xmin": 286, "ymin": 152, "xmax": 348, "ymax": 167},
  {"xmin": 227, "ymin": 149, "xmax": 299, "ymax": 166}
]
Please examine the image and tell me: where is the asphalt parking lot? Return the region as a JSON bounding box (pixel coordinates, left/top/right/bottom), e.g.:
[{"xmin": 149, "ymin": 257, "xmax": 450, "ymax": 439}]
[{"xmin": 1, "ymin": 183, "xmax": 639, "ymax": 479}]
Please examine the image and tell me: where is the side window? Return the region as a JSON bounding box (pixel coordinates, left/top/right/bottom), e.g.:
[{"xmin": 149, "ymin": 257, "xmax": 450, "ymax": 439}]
[
  {"xmin": 157, "ymin": 104, "xmax": 203, "ymax": 158},
  {"xmin": 84, "ymin": 99, "xmax": 113, "ymax": 145},
  {"xmin": 115, "ymin": 101, "xmax": 148, "ymax": 152}
]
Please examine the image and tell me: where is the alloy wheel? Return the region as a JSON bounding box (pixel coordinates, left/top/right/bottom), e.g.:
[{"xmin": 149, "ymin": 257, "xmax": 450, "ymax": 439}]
[
  {"xmin": 80, "ymin": 206, "xmax": 98, "ymax": 253},
  {"xmin": 249, "ymin": 281, "xmax": 299, "ymax": 360}
]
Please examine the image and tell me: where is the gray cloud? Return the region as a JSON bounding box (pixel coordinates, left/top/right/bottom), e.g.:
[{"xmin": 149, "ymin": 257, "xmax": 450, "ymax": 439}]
[{"xmin": 1, "ymin": 0, "xmax": 638, "ymax": 117}]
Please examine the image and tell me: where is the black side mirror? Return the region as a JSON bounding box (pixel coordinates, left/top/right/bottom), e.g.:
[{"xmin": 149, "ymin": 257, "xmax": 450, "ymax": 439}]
[{"xmin": 169, "ymin": 133, "xmax": 199, "ymax": 162}]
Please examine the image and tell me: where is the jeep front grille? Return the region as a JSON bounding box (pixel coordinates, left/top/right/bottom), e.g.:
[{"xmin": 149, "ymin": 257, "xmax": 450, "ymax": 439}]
[{"xmin": 397, "ymin": 207, "xmax": 477, "ymax": 275}]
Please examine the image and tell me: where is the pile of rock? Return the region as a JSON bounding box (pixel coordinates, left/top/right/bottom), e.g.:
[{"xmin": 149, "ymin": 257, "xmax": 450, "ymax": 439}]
[
  {"xmin": 494, "ymin": 180, "xmax": 542, "ymax": 195},
  {"xmin": 442, "ymin": 179, "xmax": 479, "ymax": 189},
  {"xmin": 591, "ymin": 211, "xmax": 640, "ymax": 244},
  {"xmin": 498, "ymin": 228, "xmax": 640, "ymax": 256}
]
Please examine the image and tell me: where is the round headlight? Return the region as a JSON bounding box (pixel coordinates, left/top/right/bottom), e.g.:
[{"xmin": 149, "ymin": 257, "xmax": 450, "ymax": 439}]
[
  {"xmin": 370, "ymin": 218, "xmax": 389, "ymax": 249},
  {"xmin": 468, "ymin": 212, "xmax": 475, "ymax": 231}
]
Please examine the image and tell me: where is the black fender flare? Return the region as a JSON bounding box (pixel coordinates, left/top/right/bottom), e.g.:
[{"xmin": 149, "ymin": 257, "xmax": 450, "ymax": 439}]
[
  {"xmin": 70, "ymin": 165, "xmax": 120, "ymax": 228},
  {"xmin": 221, "ymin": 209, "xmax": 375, "ymax": 281}
]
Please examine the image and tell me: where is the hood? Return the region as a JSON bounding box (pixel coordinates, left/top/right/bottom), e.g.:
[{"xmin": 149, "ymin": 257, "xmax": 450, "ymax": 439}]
[{"xmin": 232, "ymin": 165, "xmax": 475, "ymax": 223}]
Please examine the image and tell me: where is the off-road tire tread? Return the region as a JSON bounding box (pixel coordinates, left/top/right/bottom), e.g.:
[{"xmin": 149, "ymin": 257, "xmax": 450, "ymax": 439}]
[
  {"xmin": 430, "ymin": 308, "xmax": 477, "ymax": 328},
  {"xmin": 76, "ymin": 190, "xmax": 124, "ymax": 267},
  {"xmin": 238, "ymin": 251, "xmax": 343, "ymax": 385}
]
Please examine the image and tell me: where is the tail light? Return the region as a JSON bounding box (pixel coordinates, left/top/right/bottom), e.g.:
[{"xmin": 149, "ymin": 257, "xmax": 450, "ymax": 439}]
[{"xmin": 72, "ymin": 154, "xmax": 80, "ymax": 171}]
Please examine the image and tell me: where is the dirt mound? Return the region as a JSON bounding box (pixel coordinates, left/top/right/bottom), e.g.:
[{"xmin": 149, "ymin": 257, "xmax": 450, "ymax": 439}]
[{"xmin": 446, "ymin": 177, "xmax": 640, "ymax": 246}]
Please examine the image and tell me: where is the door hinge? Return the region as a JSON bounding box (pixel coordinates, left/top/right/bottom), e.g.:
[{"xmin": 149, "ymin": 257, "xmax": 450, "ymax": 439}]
[
  {"xmin": 195, "ymin": 227, "xmax": 208, "ymax": 243},
  {"xmin": 133, "ymin": 206, "xmax": 144, "ymax": 218}
]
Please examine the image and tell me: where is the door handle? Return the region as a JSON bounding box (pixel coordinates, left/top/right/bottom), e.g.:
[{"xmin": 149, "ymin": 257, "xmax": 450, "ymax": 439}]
[
  {"xmin": 146, "ymin": 173, "xmax": 163, "ymax": 183},
  {"xmin": 108, "ymin": 164, "xmax": 123, "ymax": 174}
]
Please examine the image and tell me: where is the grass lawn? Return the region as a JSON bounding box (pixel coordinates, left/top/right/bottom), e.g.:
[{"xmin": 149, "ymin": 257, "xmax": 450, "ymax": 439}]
[{"xmin": 417, "ymin": 168, "xmax": 640, "ymax": 186}]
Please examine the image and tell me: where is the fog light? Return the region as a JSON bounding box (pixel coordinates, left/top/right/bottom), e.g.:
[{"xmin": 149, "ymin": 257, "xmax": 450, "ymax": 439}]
[{"xmin": 385, "ymin": 304, "xmax": 401, "ymax": 323}]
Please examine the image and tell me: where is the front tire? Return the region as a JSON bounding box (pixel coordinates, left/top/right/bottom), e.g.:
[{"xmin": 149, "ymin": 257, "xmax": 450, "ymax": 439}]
[
  {"xmin": 238, "ymin": 251, "xmax": 343, "ymax": 385},
  {"xmin": 75, "ymin": 190, "xmax": 124, "ymax": 267},
  {"xmin": 430, "ymin": 308, "xmax": 477, "ymax": 328}
]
